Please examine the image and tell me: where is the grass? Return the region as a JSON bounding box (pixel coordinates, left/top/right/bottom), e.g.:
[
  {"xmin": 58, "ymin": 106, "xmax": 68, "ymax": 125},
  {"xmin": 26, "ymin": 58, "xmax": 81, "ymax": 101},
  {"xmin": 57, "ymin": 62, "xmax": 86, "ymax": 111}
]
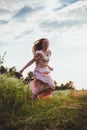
[{"xmin": 0, "ymin": 74, "xmax": 87, "ymax": 130}]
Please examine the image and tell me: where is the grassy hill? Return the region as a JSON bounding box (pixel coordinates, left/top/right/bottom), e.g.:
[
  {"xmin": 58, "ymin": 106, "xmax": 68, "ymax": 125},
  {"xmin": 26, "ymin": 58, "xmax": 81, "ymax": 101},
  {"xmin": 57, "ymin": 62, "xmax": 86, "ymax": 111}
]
[{"xmin": 0, "ymin": 74, "xmax": 87, "ymax": 130}]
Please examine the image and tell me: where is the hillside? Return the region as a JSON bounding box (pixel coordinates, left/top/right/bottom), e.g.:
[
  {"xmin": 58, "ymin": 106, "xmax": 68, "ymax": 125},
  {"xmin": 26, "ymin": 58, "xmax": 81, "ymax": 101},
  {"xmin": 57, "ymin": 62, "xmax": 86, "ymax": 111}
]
[{"xmin": 0, "ymin": 74, "xmax": 87, "ymax": 130}]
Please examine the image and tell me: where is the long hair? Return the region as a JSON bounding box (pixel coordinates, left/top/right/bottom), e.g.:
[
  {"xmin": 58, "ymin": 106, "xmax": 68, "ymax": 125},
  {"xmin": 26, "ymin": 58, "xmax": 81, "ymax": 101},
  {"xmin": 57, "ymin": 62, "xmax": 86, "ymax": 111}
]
[{"xmin": 32, "ymin": 38, "xmax": 48, "ymax": 54}]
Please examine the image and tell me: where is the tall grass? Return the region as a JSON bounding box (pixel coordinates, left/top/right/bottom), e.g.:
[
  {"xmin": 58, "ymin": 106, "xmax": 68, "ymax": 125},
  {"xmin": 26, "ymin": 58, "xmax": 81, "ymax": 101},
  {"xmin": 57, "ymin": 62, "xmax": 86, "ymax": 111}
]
[{"xmin": 0, "ymin": 74, "xmax": 87, "ymax": 130}]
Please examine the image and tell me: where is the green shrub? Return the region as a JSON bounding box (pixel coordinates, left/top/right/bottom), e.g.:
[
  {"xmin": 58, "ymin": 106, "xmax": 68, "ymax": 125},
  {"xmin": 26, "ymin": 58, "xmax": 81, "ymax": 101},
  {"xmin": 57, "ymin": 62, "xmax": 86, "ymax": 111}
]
[{"xmin": 0, "ymin": 74, "xmax": 31, "ymax": 124}]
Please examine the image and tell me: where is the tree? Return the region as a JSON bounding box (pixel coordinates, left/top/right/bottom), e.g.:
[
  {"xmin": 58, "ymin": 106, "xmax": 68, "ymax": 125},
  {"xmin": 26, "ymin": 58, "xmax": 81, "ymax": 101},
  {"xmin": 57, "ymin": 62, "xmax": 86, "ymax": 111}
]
[
  {"xmin": 24, "ymin": 71, "xmax": 33, "ymax": 84},
  {"xmin": 0, "ymin": 66, "xmax": 7, "ymax": 74},
  {"xmin": 55, "ymin": 81, "xmax": 75, "ymax": 91},
  {"xmin": 9, "ymin": 66, "xmax": 23, "ymax": 79}
]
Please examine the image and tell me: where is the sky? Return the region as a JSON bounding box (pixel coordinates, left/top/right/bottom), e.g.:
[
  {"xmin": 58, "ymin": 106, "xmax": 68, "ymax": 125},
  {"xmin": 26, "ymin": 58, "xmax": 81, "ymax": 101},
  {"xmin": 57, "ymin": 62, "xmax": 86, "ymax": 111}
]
[{"xmin": 0, "ymin": 0, "xmax": 87, "ymax": 90}]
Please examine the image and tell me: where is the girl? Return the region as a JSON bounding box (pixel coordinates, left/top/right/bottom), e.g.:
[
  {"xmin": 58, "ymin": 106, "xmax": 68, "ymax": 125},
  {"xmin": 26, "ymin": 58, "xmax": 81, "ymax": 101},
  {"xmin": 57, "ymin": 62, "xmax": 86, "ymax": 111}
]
[{"xmin": 20, "ymin": 38, "xmax": 55, "ymax": 100}]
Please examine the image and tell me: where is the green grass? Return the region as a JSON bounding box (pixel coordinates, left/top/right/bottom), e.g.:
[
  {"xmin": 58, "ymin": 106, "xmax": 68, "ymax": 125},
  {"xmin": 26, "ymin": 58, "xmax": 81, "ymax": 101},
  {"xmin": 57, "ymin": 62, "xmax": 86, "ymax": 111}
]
[{"xmin": 0, "ymin": 74, "xmax": 87, "ymax": 130}]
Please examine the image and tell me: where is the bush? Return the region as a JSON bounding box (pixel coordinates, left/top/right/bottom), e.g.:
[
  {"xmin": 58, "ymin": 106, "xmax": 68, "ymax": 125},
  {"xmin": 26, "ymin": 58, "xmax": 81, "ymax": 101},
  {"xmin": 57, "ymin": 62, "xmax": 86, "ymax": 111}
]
[{"xmin": 0, "ymin": 74, "xmax": 31, "ymax": 125}]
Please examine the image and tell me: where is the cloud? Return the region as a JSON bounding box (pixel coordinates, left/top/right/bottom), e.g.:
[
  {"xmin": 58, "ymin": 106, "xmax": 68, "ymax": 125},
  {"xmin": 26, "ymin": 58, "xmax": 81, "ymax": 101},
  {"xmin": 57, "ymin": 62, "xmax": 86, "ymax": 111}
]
[
  {"xmin": 40, "ymin": 1, "xmax": 87, "ymax": 31},
  {"xmin": 59, "ymin": 0, "xmax": 78, "ymax": 5},
  {"xmin": 0, "ymin": 0, "xmax": 87, "ymax": 42},
  {"xmin": 53, "ymin": 0, "xmax": 78, "ymax": 11},
  {"xmin": 0, "ymin": 20, "xmax": 8, "ymax": 25},
  {"xmin": 40, "ymin": 19, "xmax": 87, "ymax": 30},
  {"xmin": 0, "ymin": 8, "xmax": 11, "ymax": 22},
  {"xmin": 0, "ymin": 8, "xmax": 10, "ymax": 14},
  {"xmin": 13, "ymin": 3, "xmax": 45, "ymax": 22},
  {"xmin": 13, "ymin": 6, "xmax": 34, "ymax": 21},
  {"xmin": 53, "ymin": 4, "xmax": 67, "ymax": 11},
  {"xmin": 15, "ymin": 29, "xmax": 33, "ymax": 40}
]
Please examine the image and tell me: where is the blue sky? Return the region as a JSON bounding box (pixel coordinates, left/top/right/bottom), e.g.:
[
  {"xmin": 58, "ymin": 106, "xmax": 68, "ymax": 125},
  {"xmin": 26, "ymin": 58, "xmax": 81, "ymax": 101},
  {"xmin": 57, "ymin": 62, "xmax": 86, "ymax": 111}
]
[{"xmin": 0, "ymin": 0, "xmax": 87, "ymax": 90}]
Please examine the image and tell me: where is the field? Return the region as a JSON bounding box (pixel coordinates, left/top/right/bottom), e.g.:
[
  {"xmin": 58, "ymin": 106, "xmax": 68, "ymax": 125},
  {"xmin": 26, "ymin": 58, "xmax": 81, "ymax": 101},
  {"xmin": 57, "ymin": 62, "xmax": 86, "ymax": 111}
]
[{"xmin": 0, "ymin": 74, "xmax": 87, "ymax": 130}]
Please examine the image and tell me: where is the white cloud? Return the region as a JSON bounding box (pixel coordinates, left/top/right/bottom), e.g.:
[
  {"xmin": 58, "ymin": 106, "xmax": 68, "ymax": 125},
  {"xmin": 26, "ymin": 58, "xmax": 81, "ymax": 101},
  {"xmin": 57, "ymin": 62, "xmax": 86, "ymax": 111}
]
[{"xmin": 0, "ymin": 0, "xmax": 87, "ymax": 43}]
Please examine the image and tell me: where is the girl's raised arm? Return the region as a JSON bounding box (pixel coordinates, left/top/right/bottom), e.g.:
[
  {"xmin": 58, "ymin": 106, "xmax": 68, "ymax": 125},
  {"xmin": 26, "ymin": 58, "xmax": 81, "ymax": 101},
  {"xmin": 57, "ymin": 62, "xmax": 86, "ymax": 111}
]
[{"xmin": 20, "ymin": 58, "xmax": 35, "ymax": 74}]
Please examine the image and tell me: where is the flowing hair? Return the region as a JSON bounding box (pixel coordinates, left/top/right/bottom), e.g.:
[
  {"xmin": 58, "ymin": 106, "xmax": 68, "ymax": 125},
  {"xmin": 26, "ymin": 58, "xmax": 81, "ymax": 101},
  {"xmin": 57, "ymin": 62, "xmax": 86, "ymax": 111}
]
[{"xmin": 32, "ymin": 38, "xmax": 48, "ymax": 54}]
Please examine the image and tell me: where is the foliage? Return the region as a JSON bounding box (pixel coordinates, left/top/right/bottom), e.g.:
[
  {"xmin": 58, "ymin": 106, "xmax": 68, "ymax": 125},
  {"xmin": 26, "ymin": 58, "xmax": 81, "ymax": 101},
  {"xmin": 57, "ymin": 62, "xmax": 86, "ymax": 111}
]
[
  {"xmin": 0, "ymin": 66, "xmax": 7, "ymax": 74},
  {"xmin": 0, "ymin": 74, "xmax": 87, "ymax": 130},
  {"xmin": 23, "ymin": 71, "xmax": 33, "ymax": 84},
  {"xmin": 0, "ymin": 52, "xmax": 6, "ymax": 65},
  {"xmin": 0, "ymin": 75, "xmax": 31, "ymax": 124},
  {"xmin": 55, "ymin": 81, "xmax": 75, "ymax": 90},
  {"xmin": 0, "ymin": 66, "xmax": 23, "ymax": 79}
]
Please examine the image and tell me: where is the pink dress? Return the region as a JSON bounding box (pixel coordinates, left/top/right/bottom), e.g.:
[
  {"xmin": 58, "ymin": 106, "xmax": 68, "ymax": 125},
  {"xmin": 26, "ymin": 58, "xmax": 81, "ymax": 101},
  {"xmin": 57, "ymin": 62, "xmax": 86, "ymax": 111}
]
[{"xmin": 30, "ymin": 50, "xmax": 55, "ymax": 98}]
